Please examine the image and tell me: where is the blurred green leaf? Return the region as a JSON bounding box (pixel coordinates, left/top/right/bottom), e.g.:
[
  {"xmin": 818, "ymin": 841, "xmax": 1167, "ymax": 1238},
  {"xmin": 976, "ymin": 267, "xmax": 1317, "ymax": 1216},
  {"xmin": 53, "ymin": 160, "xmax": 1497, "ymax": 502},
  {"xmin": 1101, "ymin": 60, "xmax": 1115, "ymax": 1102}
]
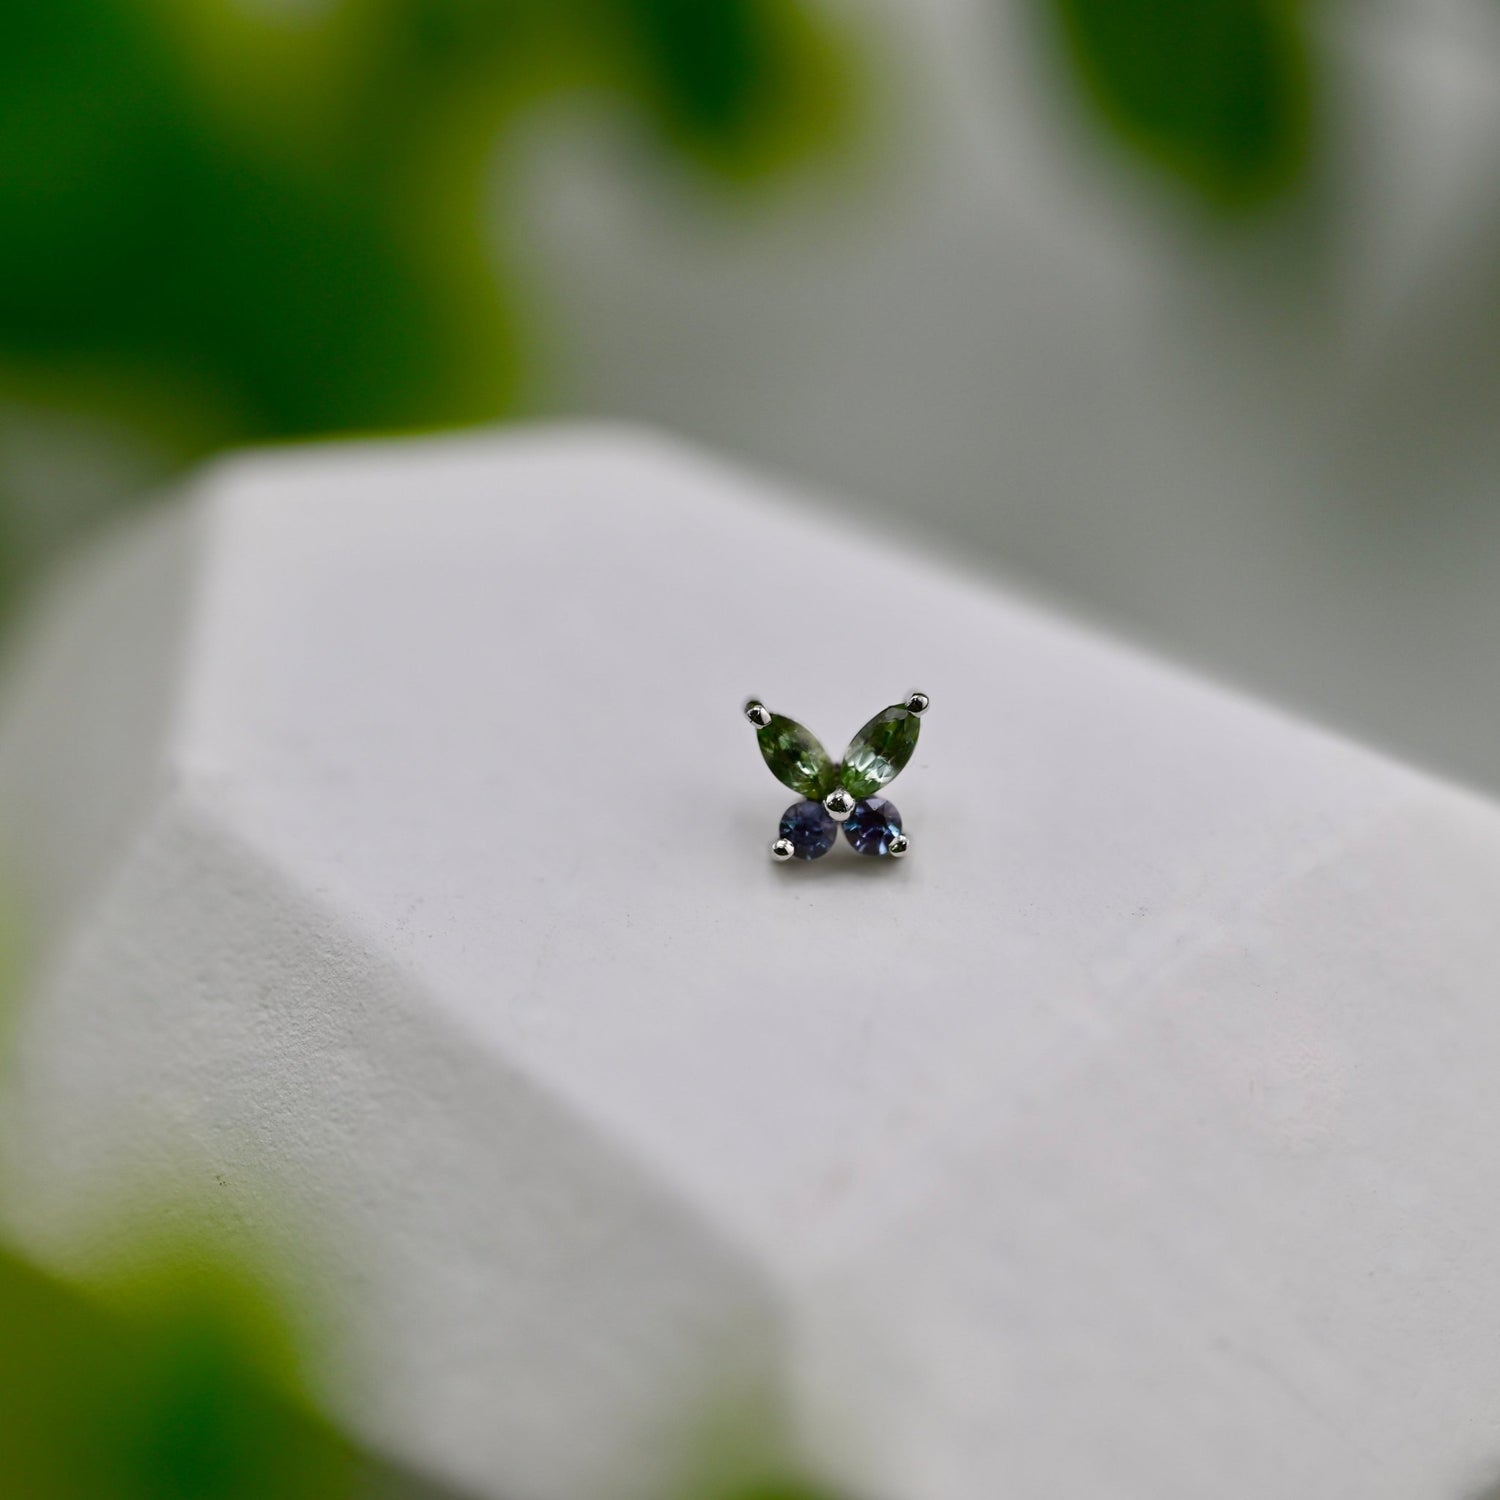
[
  {"xmin": 0, "ymin": 1241, "xmax": 361, "ymax": 1500},
  {"xmin": 0, "ymin": 0, "xmax": 851, "ymax": 621},
  {"xmin": 0, "ymin": 0, "xmax": 848, "ymax": 446},
  {"xmin": 0, "ymin": 0, "xmax": 519, "ymax": 444},
  {"xmin": 623, "ymin": 0, "xmax": 779, "ymax": 137},
  {"xmin": 600, "ymin": 0, "xmax": 851, "ymax": 175},
  {"xmin": 1044, "ymin": 0, "xmax": 1313, "ymax": 210}
]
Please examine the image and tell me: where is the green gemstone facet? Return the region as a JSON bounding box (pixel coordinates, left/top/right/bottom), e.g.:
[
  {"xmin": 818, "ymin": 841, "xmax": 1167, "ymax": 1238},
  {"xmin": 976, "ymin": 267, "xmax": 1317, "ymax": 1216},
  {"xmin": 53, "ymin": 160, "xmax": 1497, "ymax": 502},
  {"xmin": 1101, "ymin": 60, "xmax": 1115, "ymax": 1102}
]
[
  {"xmin": 757, "ymin": 714, "xmax": 838, "ymax": 799},
  {"xmin": 840, "ymin": 706, "xmax": 920, "ymax": 798}
]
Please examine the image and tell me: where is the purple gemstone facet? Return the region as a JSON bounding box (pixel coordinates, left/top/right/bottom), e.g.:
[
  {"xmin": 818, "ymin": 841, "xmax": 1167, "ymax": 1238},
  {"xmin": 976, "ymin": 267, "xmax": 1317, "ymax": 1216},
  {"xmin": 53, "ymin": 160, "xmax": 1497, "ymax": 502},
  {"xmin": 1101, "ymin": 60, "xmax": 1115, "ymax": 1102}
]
[
  {"xmin": 779, "ymin": 799, "xmax": 838, "ymax": 860},
  {"xmin": 844, "ymin": 796, "xmax": 903, "ymax": 856}
]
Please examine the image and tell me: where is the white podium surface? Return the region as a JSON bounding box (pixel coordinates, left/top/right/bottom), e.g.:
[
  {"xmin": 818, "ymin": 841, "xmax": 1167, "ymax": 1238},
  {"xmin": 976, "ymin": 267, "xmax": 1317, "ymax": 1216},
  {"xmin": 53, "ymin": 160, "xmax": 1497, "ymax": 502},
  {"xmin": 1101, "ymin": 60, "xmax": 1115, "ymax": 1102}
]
[{"xmin": 4, "ymin": 426, "xmax": 1500, "ymax": 1500}]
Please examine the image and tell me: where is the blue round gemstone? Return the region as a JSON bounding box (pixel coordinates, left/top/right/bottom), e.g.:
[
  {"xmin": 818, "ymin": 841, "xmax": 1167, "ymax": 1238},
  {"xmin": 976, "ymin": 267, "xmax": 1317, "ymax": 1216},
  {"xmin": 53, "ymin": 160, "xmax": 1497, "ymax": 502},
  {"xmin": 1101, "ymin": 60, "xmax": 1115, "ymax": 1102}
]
[
  {"xmin": 844, "ymin": 796, "xmax": 903, "ymax": 856},
  {"xmin": 779, "ymin": 799, "xmax": 837, "ymax": 860}
]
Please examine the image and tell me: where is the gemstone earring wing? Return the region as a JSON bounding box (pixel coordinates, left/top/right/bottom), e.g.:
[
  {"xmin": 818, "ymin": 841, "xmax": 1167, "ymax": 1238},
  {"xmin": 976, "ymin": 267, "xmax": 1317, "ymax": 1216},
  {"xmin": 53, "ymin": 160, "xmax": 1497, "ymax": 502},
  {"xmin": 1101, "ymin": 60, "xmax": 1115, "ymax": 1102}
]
[{"xmin": 744, "ymin": 692, "xmax": 929, "ymax": 861}]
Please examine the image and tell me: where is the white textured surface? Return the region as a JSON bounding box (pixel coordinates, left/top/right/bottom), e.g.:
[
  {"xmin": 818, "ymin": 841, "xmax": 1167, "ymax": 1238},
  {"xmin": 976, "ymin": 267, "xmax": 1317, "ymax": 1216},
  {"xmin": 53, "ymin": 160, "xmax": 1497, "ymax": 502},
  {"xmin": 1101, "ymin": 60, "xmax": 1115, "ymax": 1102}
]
[{"xmin": 3, "ymin": 427, "xmax": 1500, "ymax": 1499}]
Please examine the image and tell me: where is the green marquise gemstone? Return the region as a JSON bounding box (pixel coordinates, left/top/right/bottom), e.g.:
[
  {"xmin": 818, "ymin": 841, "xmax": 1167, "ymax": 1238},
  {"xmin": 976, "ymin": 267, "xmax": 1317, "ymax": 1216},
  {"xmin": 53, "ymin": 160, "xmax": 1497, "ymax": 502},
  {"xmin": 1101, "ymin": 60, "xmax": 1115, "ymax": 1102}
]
[
  {"xmin": 757, "ymin": 714, "xmax": 838, "ymax": 799},
  {"xmin": 840, "ymin": 705, "xmax": 920, "ymax": 798}
]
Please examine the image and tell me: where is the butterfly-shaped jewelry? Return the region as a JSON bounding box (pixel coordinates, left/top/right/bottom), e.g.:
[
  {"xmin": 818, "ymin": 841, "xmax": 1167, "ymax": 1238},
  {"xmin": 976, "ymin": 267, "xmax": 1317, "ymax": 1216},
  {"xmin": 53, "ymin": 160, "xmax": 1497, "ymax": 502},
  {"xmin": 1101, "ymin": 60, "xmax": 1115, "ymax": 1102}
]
[{"xmin": 743, "ymin": 692, "xmax": 929, "ymax": 861}]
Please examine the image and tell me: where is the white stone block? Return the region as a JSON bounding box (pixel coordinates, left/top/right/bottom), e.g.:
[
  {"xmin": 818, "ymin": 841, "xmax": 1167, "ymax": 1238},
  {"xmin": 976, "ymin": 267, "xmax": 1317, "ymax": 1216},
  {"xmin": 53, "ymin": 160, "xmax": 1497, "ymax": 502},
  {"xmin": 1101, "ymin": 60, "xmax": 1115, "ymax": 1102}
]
[{"xmin": 3, "ymin": 426, "xmax": 1500, "ymax": 1500}]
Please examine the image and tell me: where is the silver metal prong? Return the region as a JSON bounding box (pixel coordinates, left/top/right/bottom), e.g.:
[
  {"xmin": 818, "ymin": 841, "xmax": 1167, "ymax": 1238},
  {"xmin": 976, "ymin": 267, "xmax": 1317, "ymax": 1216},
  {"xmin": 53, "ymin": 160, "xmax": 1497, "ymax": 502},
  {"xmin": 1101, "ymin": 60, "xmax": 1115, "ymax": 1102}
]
[
  {"xmin": 904, "ymin": 691, "xmax": 930, "ymax": 716},
  {"xmin": 771, "ymin": 838, "xmax": 796, "ymax": 862},
  {"xmin": 823, "ymin": 788, "xmax": 855, "ymax": 823},
  {"xmin": 745, "ymin": 699, "xmax": 773, "ymax": 728},
  {"xmin": 888, "ymin": 833, "xmax": 910, "ymax": 857}
]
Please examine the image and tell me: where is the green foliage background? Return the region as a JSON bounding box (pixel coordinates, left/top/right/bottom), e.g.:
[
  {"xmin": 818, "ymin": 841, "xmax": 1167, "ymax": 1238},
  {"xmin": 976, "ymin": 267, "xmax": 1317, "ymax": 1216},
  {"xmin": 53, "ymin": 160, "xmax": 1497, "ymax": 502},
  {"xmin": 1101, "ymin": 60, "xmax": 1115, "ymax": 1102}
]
[
  {"xmin": 0, "ymin": 0, "xmax": 850, "ymax": 611},
  {"xmin": 0, "ymin": 0, "xmax": 1321, "ymax": 615},
  {"xmin": 0, "ymin": 1242, "xmax": 365, "ymax": 1500},
  {"xmin": 0, "ymin": 0, "xmax": 846, "ymax": 442},
  {"xmin": 1045, "ymin": 0, "xmax": 1311, "ymax": 209}
]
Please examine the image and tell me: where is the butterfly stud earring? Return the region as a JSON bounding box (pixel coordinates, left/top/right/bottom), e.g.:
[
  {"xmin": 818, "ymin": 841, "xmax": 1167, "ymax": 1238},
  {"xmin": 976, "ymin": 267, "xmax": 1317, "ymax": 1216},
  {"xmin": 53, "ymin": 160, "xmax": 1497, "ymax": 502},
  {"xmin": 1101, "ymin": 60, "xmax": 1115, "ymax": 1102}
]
[{"xmin": 744, "ymin": 692, "xmax": 929, "ymax": 862}]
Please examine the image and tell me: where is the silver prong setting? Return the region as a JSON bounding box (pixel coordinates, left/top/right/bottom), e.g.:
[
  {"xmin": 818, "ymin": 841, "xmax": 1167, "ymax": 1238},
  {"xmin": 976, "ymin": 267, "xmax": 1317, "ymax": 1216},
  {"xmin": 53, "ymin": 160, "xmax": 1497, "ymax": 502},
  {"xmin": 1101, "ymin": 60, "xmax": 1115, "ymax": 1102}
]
[
  {"xmin": 745, "ymin": 699, "xmax": 773, "ymax": 728},
  {"xmin": 904, "ymin": 691, "xmax": 930, "ymax": 716},
  {"xmin": 888, "ymin": 833, "xmax": 910, "ymax": 857},
  {"xmin": 823, "ymin": 787, "xmax": 856, "ymax": 823},
  {"xmin": 771, "ymin": 838, "xmax": 796, "ymax": 862}
]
